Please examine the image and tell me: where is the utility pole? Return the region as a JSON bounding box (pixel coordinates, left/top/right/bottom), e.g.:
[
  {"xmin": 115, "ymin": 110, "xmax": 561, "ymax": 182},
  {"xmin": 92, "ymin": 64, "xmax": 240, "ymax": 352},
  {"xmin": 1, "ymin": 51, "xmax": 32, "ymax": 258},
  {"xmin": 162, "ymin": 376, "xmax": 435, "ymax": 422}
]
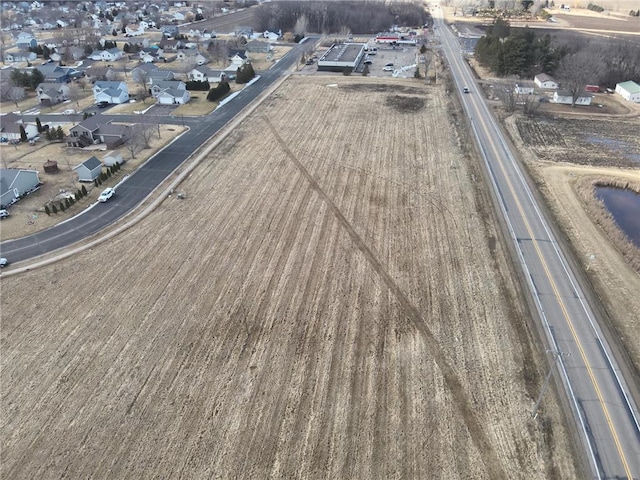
[{"xmin": 532, "ymin": 349, "xmax": 569, "ymax": 419}]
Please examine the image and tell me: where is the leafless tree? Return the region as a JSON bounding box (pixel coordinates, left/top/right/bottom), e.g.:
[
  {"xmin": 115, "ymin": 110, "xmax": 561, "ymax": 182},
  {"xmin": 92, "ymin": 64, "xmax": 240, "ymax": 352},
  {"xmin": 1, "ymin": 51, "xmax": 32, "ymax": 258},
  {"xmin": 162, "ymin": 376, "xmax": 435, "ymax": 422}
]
[
  {"xmin": 6, "ymin": 86, "xmax": 26, "ymax": 108},
  {"xmin": 207, "ymin": 40, "xmax": 229, "ymax": 67},
  {"xmin": 137, "ymin": 85, "xmax": 151, "ymax": 104},
  {"xmin": 68, "ymin": 83, "xmax": 81, "ymax": 107},
  {"xmin": 556, "ymin": 50, "xmax": 604, "ymax": 107},
  {"xmin": 294, "ymin": 14, "xmax": 309, "ymax": 35},
  {"xmin": 88, "ymin": 65, "xmax": 109, "ymax": 82}
]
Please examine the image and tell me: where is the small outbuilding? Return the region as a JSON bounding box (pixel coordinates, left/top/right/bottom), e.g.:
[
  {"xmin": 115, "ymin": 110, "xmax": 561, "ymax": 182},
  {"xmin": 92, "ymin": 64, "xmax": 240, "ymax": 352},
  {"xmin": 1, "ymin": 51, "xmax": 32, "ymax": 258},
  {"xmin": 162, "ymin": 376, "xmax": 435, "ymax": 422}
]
[
  {"xmin": 615, "ymin": 81, "xmax": 640, "ymax": 103},
  {"xmin": 534, "ymin": 74, "xmax": 558, "ymax": 90},
  {"xmin": 73, "ymin": 156, "xmax": 103, "ymax": 182}
]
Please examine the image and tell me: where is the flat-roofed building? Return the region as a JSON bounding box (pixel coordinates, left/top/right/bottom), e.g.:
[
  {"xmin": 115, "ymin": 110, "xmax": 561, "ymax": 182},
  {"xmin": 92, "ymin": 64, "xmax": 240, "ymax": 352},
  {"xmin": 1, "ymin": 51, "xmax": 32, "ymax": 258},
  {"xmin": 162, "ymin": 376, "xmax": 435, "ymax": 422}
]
[{"xmin": 317, "ymin": 43, "xmax": 367, "ymax": 72}]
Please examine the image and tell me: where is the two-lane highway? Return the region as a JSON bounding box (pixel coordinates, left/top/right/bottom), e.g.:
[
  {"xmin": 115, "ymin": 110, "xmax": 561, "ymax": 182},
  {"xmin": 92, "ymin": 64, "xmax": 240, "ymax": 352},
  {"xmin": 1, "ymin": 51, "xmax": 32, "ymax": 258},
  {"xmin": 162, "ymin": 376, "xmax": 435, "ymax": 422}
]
[
  {"xmin": 433, "ymin": 11, "xmax": 639, "ymax": 479},
  {"xmin": 0, "ymin": 38, "xmax": 316, "ymax": 263}
]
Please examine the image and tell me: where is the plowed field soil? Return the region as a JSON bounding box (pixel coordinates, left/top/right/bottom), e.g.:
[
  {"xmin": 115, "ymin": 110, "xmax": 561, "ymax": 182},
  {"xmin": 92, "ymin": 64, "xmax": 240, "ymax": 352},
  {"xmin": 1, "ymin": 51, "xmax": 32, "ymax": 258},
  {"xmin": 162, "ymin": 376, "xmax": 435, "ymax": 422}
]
[{"xmin": 1, "ymin": 76, "xmax": 577, "ymax": 478}]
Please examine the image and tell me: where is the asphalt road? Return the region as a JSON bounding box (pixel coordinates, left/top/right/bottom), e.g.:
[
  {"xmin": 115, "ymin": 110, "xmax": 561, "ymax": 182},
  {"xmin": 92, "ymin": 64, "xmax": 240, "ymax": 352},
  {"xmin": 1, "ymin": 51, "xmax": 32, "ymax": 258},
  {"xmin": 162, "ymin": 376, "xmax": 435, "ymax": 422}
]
[
  {"xmin": 0, "ymin": 38, "xmax": 316, "ymax": 263},
  {"xmin": 433, "ymin": 10, "xmax": 640, "ymax": 479}
]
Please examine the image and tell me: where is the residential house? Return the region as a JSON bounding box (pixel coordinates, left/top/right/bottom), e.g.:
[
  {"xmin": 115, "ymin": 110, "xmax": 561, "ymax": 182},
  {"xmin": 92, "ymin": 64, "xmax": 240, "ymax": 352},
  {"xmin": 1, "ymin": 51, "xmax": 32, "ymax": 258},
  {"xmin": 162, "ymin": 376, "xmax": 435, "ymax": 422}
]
[
  {"xmin": 125, "ymin": 23, "xmax": 146, "ymax": 36},
  {"xmin": 35, "ymin": 83, "xmax": 70, "ymax": 104},
  {"xmin": 262, "ymin": 31, "xmax": 281, "ymax": 42},
  {"xmin": 93, "ymin": 81, "xmax": 129, "ymax": 104},
  {"xmin": 234, "ymin": 26, "xmax": 253, "ymax": 38},
  {"xmin": 90, "ymin": 48, "xmax": 124, "ymax": 62},
  {"xmin": 159, "ymin": 37, "xmax": 185, "ymax": 52},
  {"xmin": 173, "ymin": 11, "xmax": 186, "ymax": 21},
  {"xmin": 66, "ymin": 117, "xmax": 131, "ymax": 149},
  {"xmin": 0, "ymin": 168, "xmax": 41, "ymax": 208},
  {"xmin": 615, "ymin": 81, "xmax": 640, "ymax": 103},
  {"xmin": 73, "ymin": 156, "xmax": 103, "ymax": 182},
  {"xmin": 150, "ymin": 81, "xmax": 190, "ymax": 104},
  {"xmin": 0, "ymin": 113, "xmax": 39, "ymax": 142},
  {"xmin": 139, "ymin": 47, "xmax": 164, "ymax": 63},
  {"xmin": 131, "ymin": 63, "xmax": 159, "ymax": 83},
  {"xmin": 14, "ymin": 31, "xmax": 37, "ymax": 50},
  {"xmin": 534, "ymin": 74, "xmax": 558, "ymax": 90},
  {"xmin": 188, "ymin": 66, "xmax": 226, "ymax": 83},
  {"xmin": 161, "ymin": 25, "xmax": 180, "ymax": 38},
  {"xmin": 225, "ymin": 49, "xmax": 248, "ymax": 73},
  {"xmin": 36, "ymin": 63, "xmax": 83, "ymax": 83},
  {"xmin": 3, "ymin": 51, "xmax": 37, "ymax": 63},
  {"xmin": 245, "ymin": 39, "xmax": 270, "ymax": 54},
  {"xmin": 552, "ymin": 90, "xmax": 593, "ymax": 106},
  {"xmin": 514, "ymin": 83, "xmax": 534, "ymax": 95},
  {"xmin": 176, "ymin": 49, "xmax": 208, "ymax": 66},
  {"xmin": 148, "ymin": 70, "xmax": 175, "ymax": 84}
]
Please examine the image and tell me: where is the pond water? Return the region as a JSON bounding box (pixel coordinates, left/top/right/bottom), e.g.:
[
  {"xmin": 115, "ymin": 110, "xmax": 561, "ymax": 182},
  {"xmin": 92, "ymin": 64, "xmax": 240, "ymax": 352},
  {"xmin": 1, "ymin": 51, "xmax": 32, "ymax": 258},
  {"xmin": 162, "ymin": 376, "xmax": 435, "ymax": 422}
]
[{"xmin": 595, "ymin": 186, "xmax": 640, "ymax": 248}]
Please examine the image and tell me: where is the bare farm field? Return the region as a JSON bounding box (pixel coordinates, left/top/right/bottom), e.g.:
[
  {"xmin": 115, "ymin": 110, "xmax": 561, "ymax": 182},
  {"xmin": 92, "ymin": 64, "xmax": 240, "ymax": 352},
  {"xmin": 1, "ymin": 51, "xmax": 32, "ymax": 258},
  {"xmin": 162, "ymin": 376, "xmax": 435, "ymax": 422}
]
[
  {"xmin": 1, "ymin": 76, "xmax": 578, "ymax": 478},
  {"xmin": 504, "ymin": 113, "xmax": 640, "ymax": 380}
]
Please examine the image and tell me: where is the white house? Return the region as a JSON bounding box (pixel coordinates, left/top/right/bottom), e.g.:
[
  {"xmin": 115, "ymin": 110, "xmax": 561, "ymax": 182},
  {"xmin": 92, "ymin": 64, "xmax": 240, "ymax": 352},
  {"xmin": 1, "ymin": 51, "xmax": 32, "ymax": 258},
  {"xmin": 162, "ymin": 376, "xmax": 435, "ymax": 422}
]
[
  {"xmin": 263, "ymin": 30, "xmax": 281, "ymax": 42},
  {"xmin": 0, "ymin": 113, "xmax": 39, "ymax": 142},
  {"xmin": 615, "ymin": 81, "xmax": 640, "ymax": 103},
  {"xmin": 103, "ymin": 152, "xmax": 125, "ymax": 167},
  {"xmin": 552, "ymin": 90, "xmax": 593, "ymax": 106},
  {"xmin": 125, "ymin": 24, "xmax": 145, "ymax": 36},
  {"xmin": 89, "ymin": 48, "xmax": 124, "ymax": 62},
  {"xmin": 534, "ymin": 74, "xmax": 558, "ymax": 90},
  {"xmin": 514, "ymin": 83, "xmax": 534, "ymax": 95},
  {"xmin": 188, "ymin": 66, "xmax": 226, "ymax": 83},
  {"xmin": 150, "ymin": 81, "xmax": 190, "ymax": 105},
  {"xmin": 93, "ymin": 81, "xmax": 129, "ymax": 104},
  {"xmin": 176, "ymin": 49, "xmax": 209, "ymax": 66}
]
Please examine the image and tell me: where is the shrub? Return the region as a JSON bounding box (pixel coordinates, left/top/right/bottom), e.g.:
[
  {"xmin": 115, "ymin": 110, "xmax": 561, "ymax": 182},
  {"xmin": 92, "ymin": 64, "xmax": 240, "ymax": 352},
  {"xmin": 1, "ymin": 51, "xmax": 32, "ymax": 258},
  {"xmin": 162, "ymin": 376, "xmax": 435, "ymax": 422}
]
[
  {"xmin": 342, "ymin": 67, "xmax": 352, "ymax": 76},
  {"xmin": 59, "ymin": 202, "xmax": 65, "ymax": 212},
  {"xmin": 44, "ymin": 204, "xmax": 50, "ymax": 215},
  {"xmin": 65, "ymin": 197, "xmax": 70, "ymax": 208},
  {"xmin": 207, "ymin": 80, "xmax": 231, "ymax": 102},
  {"xmin": 101, "ymin": 172, "xmax": 107, "ymax": 181},
  {"xmin": 77, "ymin": 189, "xmax": 82, "ymax": 199},
  {"xmin": 82, "ymin": 185, "xmax": 88, "ymax": 196},
  {"xmin": 94, "ymin": 179, "xmax": 99, "ymax": 187},
  {"xmin": 52, "ymin": 204, "xmax": 57, "ymax": 214}
]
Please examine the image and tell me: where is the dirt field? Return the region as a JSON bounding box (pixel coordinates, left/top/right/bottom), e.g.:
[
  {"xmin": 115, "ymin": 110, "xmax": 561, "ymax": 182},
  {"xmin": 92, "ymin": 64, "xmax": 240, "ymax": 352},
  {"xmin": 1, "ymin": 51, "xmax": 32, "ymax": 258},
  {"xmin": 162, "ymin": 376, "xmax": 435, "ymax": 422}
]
[{"xmin": 0, "ymin": 75, "xmax": 578, "ymax": 478}]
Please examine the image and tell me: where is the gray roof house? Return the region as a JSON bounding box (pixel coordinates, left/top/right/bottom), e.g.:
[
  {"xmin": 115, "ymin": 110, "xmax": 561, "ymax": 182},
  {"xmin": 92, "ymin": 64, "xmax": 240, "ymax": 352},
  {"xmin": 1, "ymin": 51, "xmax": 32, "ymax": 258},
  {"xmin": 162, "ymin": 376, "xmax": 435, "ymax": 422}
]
[
  {"xmin": 0, "ymin": 168, "xmax": 41, "ymax": 208},
  {"xmin": 73, "ymin": 156, "xmax": 103, "ymax": 182},
  {"xmin": 93, "ymin": 81, "xmax": 130, "ymax": 104},
  {"xmin": 151, "ymin": 81, "xmax": 190, "ymax": 105},
  {"xmin": 35, "ymin": 83, "xmax": 70, "ymax": 105},
  {"xmin": 245, "ymin": 39, "xmax": 271, "ymax": 54},
  {"xmin": 0, "ymin": 114, "xmax": 39, "ymax": 142}
]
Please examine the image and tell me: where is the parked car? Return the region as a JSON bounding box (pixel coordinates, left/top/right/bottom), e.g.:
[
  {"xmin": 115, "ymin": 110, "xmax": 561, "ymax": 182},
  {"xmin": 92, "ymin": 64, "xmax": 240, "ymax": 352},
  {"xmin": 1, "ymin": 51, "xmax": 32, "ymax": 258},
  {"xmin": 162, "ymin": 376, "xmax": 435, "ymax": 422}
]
[
  {"xmin": 363, "ymin": 58, "xmax": 373, "ymax": 64},
  {"xmin": 0, "ymin": 257, "xmax": 8, "ymax": 268},
  {"xmin": 0, "ymin": 209, "xmax": 10, "ymax": 219},
  {"xmin": 383, "ymin": 63, "xmax": 394, "ymax": 71},
  {"xmin": 463, "ymin": 87, "xmax": 470, "ymax": 93},
  {"xmin": 98, "ymin": 187, "xmax": 115, "ymax": 202},
  {"xmin": 97, "ymin": 101, "xmax": 110, "ymax": 108}
]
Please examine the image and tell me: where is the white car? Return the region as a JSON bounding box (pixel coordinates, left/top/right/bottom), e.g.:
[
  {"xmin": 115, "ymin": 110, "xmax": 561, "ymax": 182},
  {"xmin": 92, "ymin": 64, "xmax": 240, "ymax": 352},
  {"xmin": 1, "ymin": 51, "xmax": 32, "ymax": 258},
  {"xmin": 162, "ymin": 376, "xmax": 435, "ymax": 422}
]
[
  {"xmin": 0, "ymin": 257, "xmax": 8, "ymax": 268},
  {"xmin": 383, "ymin": 65, "xmax": 394, "ymax": 72},
  {"xmin": 0, "ymin": 209, "xmax": 9, "ymax": 219},
  {"xmin": 98, "ymin": 188, "xmax": 116, "ymax": 203}
]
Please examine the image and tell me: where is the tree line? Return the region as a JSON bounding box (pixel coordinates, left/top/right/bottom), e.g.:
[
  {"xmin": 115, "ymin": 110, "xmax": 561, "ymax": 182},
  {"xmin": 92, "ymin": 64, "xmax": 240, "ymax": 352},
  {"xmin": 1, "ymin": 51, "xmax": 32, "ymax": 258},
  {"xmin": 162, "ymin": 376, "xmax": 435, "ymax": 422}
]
[
  {"xmin": 475, "ymin": 18, "xmax": 640, "ymax": 91},
  {"xmin": 255, "ymin": 1, "xmax": 430, "ymax": 35}
]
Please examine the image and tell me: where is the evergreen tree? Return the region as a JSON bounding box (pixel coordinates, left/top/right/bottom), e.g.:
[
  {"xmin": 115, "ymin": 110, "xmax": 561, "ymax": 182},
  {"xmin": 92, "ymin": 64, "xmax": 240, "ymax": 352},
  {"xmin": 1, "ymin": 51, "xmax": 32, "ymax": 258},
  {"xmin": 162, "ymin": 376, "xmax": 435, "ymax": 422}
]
[
  {"xmin": 19, "ymin": 125, "xmax": 27, "ymax": 142},
  {"xmin": 36, "ymin": 117, "xmax": 43, "ymax": 133},
  {"xmin": 56, "ymin": 126, "xmax": 64, "ymax": 140}
]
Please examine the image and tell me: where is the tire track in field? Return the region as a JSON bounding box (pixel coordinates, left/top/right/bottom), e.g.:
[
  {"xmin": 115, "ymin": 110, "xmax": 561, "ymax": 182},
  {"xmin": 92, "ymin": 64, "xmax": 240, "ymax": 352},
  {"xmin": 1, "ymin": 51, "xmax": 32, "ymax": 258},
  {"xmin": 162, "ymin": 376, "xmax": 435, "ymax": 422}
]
[{"xmin": 263, "ymin": 115, "xmax": 508, "ymax": 480}]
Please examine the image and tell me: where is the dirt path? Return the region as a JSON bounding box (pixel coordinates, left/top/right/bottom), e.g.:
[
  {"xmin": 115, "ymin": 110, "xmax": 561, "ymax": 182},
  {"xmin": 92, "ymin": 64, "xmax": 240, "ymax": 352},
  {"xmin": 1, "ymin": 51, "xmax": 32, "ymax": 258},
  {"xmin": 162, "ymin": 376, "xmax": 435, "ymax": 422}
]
[{"xmin": 1, "ymin": 76, "xmax": 577, "ymax": 479}]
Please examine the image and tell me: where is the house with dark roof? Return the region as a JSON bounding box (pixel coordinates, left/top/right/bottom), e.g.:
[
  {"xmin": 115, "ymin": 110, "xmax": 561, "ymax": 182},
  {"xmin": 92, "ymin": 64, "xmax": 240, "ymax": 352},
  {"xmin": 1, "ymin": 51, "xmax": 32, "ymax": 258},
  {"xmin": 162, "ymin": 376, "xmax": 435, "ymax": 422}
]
[
  {"xmin": 0, "ymin": 114, "xmax": 38, "ymax": 142},
  {"xmin": 35, "ymin": 83, "xmax": 70, "ymax": 105},
  {"xmin": 93, "ymin": 81, "xmax": 129, "ymax": 104},
  {"xmin": 73, "ymin": 156, "xmax": 103, "ymax": 182},
  {"xmin": 66, "ymin": 117, "xmax": 131, "ymax": 149},
  {"xmin": 0, "ymin": 168, "xmax": 41, "ymax": 208}
]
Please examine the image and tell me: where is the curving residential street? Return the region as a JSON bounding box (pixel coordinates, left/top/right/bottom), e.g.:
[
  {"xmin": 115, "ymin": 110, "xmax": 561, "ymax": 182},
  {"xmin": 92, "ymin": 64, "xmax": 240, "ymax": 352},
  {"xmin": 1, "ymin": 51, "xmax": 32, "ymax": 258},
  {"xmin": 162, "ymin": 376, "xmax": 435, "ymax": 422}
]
[
  {"xmin": 433, "ymin": 9, "xmax": 640, "ymax": 479},
  {"xmin": 0, "ymin": 38, "xmax": 317, "ymax": 264}
]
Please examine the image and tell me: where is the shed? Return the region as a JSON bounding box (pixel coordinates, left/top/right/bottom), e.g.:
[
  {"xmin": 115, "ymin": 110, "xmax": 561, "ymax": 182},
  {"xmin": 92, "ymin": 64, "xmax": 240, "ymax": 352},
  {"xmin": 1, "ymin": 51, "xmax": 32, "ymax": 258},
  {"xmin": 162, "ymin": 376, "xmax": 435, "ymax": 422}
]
[
  {"xmin": 0, "ymin": 168, "xmax": 41, "ymax": 208},
  {"xmin": 615, "ymin": 81, "xmax": 640, "ymax": 103},
  {"xmin": 73, "ymin": 156, "xmax": 103, "ymax": 182},
  {"xmin": 534, "ymin": 74, "xmax": 558, "ymax": 90}
]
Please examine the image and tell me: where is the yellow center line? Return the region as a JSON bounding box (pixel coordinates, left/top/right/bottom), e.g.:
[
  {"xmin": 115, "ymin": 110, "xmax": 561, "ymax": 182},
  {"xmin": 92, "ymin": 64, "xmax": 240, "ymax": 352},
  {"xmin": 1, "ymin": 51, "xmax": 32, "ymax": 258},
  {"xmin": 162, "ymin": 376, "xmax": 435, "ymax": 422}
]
[{"xmin": 476, "ymin": 113, "xmax": 632, "ymax": 478}]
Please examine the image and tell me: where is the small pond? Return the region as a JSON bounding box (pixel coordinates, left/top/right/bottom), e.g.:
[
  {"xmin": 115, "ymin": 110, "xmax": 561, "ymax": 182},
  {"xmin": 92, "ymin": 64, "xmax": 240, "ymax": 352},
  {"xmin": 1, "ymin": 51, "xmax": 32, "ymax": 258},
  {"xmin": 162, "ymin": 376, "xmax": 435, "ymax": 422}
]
[{"xmin": 595, "ymin": 186, "xmax": 640, "ymax": 248}]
